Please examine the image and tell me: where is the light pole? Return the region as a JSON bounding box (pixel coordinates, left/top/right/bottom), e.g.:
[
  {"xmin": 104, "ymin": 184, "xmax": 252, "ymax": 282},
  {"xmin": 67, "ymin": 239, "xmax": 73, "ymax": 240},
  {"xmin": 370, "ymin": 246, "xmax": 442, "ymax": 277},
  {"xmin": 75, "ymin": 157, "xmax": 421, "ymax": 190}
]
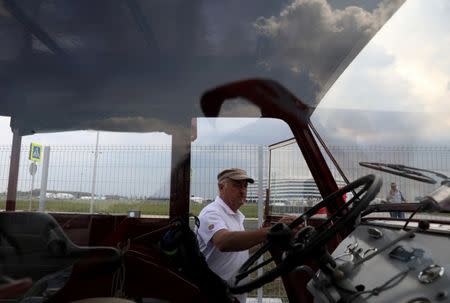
[{"xmin": 28, "ymin": 162, "xmax": 37, "ymax": 211}]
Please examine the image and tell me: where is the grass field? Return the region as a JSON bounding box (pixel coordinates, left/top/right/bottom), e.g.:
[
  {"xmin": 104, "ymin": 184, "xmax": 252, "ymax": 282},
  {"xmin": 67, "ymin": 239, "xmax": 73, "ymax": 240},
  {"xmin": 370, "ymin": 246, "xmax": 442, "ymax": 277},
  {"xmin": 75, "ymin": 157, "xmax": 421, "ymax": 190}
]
[{"xmin": 4, "ymin": 199, "xmax": 260, "ymax": 218}]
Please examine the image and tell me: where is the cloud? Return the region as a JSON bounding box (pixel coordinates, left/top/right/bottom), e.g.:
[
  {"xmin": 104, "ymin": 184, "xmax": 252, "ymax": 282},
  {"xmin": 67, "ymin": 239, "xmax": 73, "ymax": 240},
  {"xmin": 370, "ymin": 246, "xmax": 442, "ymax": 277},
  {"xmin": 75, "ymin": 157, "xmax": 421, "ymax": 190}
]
[
  {"xmin": 215, "ymin": 99, "xmax": 262, "ymax": 118},
  {"xmin": 0, "ymin": 116, "xmax": 12, "ymax": 144},
  {"xmin": 195, "ymin": 118, "xmax": 292, "ymax": 145},
  {"xmin": 372, "ymin": 1, "xmax": 450, "ymax": 111},
  {"xmin": 312, "ymin": 108, "xmax": 450, "ymax": 145},
  {"xmin": 253, "ymin": 0, "xmax": 404, "ymax": 96},
  {"xmin": 310, "ymin": 0, "xmax": 450, "ymax": 147},
  {"xmin": 0, "ymin": 115, "xmax": 172, "ymax": 146}
]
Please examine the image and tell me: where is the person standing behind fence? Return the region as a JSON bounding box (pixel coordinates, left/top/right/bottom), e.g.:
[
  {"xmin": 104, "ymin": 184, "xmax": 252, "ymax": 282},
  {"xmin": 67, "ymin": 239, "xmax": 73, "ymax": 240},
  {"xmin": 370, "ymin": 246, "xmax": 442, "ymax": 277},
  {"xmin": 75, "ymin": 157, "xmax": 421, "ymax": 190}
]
[
  {"xmin": 196, "ymin": 168, "xmax": 295, "ymax": 303},
  {"xmin": 386, "ymin": 182, "xmax": 406, "ymax": 219}
]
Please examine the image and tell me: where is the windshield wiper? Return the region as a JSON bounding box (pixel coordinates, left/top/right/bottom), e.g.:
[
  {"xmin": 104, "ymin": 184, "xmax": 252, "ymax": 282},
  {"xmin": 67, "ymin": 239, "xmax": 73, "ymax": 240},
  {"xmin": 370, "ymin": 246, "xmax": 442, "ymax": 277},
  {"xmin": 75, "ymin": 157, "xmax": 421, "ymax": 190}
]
[
  {"xmin": 360, "ymin": 162, "xmax": 450, "ymax": 224},
  {"xmin": 359, "ymin": 162, "xmax": 449, "ymax": 184}
]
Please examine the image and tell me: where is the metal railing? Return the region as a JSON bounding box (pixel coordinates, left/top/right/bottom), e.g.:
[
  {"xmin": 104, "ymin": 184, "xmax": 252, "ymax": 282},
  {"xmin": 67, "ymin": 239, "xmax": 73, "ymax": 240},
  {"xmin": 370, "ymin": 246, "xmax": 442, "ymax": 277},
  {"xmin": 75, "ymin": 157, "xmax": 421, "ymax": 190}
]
[
  {"xmin": 1, "ymin": 144, "xmax": 450, "ymax": 210},
  {"xmin": 0, "ymin": 145, "xmax": 268, "ymax": 202}
]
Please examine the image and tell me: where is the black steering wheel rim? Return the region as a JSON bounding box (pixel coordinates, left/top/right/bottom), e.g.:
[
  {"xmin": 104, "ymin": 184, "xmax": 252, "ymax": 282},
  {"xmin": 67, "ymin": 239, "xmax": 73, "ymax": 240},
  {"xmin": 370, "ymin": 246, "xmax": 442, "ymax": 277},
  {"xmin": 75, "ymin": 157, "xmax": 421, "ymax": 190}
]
[{"xmin": 230, "ymin": 174, "xmax": 382, "ymax": 294}]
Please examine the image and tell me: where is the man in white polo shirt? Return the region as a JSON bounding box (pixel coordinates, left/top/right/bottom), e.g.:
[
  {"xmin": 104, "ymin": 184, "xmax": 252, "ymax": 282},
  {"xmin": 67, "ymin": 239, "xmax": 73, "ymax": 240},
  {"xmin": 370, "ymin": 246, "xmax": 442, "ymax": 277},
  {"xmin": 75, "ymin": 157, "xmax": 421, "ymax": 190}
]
[{"xmin": 196, "ymin": 168, "xmax": 276, "ymax": 302}]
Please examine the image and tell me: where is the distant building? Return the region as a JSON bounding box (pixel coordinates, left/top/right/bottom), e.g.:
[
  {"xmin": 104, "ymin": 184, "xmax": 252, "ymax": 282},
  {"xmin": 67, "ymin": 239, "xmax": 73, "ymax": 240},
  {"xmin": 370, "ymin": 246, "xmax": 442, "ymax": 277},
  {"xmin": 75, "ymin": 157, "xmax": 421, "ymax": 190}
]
[
  {"xmin": 190, "ymin": 195, "xmax": 204, "ymax": 204},
  {"xmin": 80, "ymin": 195, "xmax": 105, "ymax": 200},
  {"xmin": 46, "ymin": 192, "xmax": 75, "ymax": 199},
  {"xmin": 247, "ymin": 178, "xmax": 347, "ymax": 206}
]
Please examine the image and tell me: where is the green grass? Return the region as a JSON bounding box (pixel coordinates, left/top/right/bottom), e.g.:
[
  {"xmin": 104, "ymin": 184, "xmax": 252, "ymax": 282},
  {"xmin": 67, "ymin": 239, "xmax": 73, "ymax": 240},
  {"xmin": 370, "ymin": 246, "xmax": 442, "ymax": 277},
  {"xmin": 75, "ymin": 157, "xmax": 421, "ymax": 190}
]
[
  {"xmin": 3, "ymin": 199, "xmax": 259, "ymax": 218},
  {"xmin": 248, "ymin": 252, "xmax": 288, "ymax": 301}
]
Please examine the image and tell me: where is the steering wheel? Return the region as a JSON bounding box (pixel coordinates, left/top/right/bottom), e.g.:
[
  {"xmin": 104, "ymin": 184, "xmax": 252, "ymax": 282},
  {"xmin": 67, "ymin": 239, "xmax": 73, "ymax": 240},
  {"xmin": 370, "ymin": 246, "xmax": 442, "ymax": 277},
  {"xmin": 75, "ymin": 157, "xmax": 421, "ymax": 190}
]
[{"xmin": 230, "ymin": 174, "xmax": 382, "ymax": 294}]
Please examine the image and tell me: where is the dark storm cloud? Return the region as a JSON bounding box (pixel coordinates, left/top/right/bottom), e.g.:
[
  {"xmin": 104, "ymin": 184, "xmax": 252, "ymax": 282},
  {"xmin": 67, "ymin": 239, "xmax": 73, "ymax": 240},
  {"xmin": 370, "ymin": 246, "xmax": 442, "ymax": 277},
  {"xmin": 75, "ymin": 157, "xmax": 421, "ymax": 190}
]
[{"xmin": 253, "ymin": 0, "xmax": 405, "ymax": 101}]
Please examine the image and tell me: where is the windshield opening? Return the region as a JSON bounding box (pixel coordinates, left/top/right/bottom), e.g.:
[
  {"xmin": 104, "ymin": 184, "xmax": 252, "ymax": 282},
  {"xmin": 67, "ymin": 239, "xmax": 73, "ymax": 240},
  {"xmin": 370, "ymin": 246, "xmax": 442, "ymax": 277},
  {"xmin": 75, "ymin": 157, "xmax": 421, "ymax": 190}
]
[
  {"xmin": 0, "ymin": 116, "xmax": 173, "ymax": 216},
  {"xmin": 311, "ymin": 1, "xmax": 450, "ymax": 222}
]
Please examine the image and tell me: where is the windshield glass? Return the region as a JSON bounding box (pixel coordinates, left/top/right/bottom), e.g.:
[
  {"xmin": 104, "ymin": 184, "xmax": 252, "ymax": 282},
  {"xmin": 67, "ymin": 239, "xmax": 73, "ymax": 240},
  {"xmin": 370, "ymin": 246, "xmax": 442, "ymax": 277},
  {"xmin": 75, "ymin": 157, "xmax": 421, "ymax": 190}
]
[{"xmin": 311, "ymin": 1, "xmax": 450, "ymax": 220}]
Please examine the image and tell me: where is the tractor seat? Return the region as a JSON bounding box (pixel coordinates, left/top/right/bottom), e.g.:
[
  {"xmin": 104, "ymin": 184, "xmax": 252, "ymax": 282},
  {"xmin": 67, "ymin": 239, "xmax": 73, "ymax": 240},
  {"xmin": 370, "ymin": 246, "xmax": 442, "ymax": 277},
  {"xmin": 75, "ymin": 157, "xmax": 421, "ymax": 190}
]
[{"xmin": 0, "ymin": 212, "xmax": 121, "ymax": 282}]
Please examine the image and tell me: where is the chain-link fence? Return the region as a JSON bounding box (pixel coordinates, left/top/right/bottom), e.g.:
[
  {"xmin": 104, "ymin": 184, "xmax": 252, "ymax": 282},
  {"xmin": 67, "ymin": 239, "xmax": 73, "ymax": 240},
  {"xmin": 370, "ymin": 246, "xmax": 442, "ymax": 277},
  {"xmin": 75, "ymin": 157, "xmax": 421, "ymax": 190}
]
[
  {"xmin": 268, "ymin": 143, "xmax": 450, "ymax": 215},
  {"xmin": 329, "ymin": 145, "xmax": 450, "ymax": 201},
  {"xmin": 0, "ymin": 144, "xmax": 269, "ymax": 202},
  {"xmin": 1, "ymin": 144, "xmax": 450, "ymax": 210},
  {"xmin": 1, "ymin": 144, "xmax": 449, "ymax": 301}
]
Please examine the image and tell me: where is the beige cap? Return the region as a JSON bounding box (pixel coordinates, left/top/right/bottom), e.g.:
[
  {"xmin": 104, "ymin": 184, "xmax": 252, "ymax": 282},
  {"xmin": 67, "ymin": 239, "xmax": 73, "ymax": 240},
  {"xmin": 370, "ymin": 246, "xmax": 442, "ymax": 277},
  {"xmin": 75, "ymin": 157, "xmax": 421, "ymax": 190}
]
[{"xmin": 218, "ymin": 168, "xmax": 254, "ymax": 184}]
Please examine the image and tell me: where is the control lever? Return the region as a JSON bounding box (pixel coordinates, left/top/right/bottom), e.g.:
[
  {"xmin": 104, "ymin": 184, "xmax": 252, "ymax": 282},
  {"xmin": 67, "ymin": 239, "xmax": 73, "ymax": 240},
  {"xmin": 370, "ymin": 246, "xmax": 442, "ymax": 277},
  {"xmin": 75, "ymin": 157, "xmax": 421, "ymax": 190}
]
[
  {"xmin": 334, "ymin": 229, "xmax": 416, "ymax": 279},
  {"xmin": 333, "ymin": 242, "xmax": 363, "ymax": 262},
  {"xmin": 420, "ymin": 182, "xmax": 450, "ymax": 212}
]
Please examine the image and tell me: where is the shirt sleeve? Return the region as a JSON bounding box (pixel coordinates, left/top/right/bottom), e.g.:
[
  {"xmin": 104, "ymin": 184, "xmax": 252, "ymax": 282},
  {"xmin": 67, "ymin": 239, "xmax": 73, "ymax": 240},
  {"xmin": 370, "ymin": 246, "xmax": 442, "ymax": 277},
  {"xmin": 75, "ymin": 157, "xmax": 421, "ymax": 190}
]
[
  {"xmin": 198, "ymin": 210, "xmax": 228, "ymax": 245},
  {"xmin": 386, "ymin": 191, "xmax": 393, "ymax": 202}
]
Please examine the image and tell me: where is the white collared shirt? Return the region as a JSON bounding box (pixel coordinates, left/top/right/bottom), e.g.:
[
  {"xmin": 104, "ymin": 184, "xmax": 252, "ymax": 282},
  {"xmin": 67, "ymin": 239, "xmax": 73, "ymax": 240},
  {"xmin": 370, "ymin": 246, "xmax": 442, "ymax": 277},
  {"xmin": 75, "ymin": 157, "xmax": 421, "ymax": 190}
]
[
  {"xmin": 197, "ymin": 196, "xmax": 249, "ymax": 301},
  {"xmin": 388, "ymin": 189, "xmax": 403, "ymax": 203}
]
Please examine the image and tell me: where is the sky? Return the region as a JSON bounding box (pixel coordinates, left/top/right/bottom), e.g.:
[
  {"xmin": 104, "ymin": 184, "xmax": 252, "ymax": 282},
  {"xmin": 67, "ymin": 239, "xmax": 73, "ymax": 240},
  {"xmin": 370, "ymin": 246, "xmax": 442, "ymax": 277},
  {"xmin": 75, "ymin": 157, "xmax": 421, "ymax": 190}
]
[
  {"xmin": 0, "ymin": 0, "xmax": 449, "ymax": 147},
  {"xmin": 313, "ymin": 0, "xmax": 450, "ymax": 145}
]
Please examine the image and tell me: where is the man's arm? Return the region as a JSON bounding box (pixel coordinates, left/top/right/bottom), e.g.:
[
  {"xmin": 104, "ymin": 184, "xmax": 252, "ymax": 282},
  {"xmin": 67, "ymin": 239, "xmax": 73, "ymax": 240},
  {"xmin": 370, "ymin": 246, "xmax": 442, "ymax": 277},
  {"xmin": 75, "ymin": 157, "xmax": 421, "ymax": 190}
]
[
  {"xmin": 386, "ymin": 192, "xmax": 393, "ymax": 202},
  {"xmin": 212, "ymin": 227, "xmax": 270, "ymax": 252},
  {"xmin": 211, "ymin": 216, "xmax": 298, "ymax": 252}
]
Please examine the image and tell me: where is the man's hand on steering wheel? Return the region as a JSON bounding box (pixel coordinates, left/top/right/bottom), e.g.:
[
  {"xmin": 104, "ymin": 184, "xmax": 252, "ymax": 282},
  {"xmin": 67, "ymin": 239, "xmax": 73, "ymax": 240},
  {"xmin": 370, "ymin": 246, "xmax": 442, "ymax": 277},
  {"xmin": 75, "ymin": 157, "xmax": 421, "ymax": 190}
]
[{"xmin": 277, "ymin": 215, "xmax": 302, "ymax": 234}]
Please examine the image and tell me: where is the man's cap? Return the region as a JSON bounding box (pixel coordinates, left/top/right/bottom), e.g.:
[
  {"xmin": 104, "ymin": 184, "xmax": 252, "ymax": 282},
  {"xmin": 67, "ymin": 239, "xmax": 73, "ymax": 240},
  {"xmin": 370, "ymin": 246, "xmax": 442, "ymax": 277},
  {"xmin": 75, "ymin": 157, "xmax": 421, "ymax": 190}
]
[
  {"xmin": 218, "ymin": 168, "xmax": 254, "ymax": 184},
  {"xmin": 391, "ymin": 182, "xmax": 397, "ymax": 186}
]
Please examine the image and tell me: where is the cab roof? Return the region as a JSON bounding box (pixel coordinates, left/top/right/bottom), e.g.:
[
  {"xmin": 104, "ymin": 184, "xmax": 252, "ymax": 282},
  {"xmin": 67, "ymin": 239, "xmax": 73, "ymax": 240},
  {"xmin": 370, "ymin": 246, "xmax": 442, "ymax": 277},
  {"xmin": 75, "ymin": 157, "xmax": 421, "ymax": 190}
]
[{"xmin": 0, "ymin": 0, "xmax": 404, "ymax": 135}]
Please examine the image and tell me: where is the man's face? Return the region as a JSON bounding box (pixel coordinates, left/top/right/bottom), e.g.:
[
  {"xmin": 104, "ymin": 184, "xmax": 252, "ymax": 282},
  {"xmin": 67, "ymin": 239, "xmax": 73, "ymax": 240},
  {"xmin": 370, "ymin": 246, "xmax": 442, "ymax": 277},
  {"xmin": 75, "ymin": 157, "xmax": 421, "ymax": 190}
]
[
  {"xmin": 219, "ymin": 179, "xmax": 248, "ymax": 212},
  {"xmin": 391, "ymin": 184, "xmax": 397, "ymax": 190}
]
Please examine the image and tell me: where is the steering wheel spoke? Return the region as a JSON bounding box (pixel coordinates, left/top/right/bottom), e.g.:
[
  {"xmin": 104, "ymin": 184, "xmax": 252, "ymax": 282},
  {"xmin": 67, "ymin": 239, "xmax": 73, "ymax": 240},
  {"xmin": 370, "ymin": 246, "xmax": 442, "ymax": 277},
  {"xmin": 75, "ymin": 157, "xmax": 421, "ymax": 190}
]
[{"xmin": 235, "ymin": 256, "xmax": 275, "ymax": 282}]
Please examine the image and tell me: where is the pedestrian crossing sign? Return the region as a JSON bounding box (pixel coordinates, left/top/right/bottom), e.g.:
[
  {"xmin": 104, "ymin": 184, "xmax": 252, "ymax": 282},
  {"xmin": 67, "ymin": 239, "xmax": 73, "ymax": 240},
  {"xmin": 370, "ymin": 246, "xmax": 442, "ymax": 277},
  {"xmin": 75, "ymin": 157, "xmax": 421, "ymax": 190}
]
[{"xmin": 29, "ymin": 143, "xmax": 42, "ymax": 162}]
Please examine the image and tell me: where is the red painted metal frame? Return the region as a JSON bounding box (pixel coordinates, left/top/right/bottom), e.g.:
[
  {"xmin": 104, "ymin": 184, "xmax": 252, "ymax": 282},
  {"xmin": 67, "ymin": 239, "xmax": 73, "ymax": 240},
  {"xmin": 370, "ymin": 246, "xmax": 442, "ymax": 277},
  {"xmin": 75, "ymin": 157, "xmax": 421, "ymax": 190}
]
[
  {"xmin": 6, "ymin": 128, "xmax": 21, "ymax": 211},
  {"xmin": 169, "ymin": 131, "xmax": 192, "ymax": 219},
  {"xmin": 0, "ymin": 278, "xmax": 32, "ymax": 299},
  {"xmin": 200, "ymin": 79, "xmax": 342, "ymax": 302},
  {"xmin": 200, "ymin": 79, "xmax": 341, "ymax": 209},
  {"xmin": 290, "ymin": 126, "xmax": 340, "ymax": 211}
]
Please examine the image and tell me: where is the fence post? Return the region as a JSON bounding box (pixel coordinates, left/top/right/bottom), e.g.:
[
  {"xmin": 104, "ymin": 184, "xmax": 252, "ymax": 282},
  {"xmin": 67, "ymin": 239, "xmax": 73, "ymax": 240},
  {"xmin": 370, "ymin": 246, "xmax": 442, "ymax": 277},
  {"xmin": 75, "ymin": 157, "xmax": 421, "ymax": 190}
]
[
  {"xmin": 90, "ymin": 131, "xmax": 100, "ymax": 213},
  {"xmin": 39, "ymin": 146, "xmax": 50, "ymax": 211},
  {"xmin": 28, "ymin": 162, "xmax": 37, "ymax": 210},
  {"xmin": 257, "ymin": 145, "xmax": 264, "ymax": 302}
]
